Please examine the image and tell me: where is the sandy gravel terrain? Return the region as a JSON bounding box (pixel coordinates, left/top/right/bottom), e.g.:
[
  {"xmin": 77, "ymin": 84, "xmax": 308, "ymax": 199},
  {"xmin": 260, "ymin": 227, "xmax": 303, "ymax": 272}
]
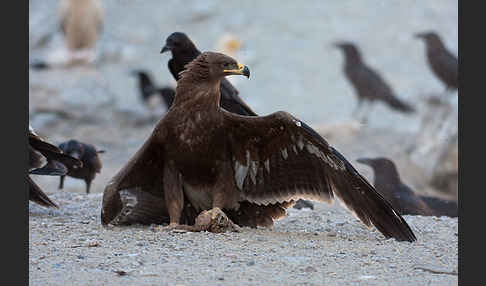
[{"xmin": 29, "ymin": 191, "xmax": 457, "ymax": 286}]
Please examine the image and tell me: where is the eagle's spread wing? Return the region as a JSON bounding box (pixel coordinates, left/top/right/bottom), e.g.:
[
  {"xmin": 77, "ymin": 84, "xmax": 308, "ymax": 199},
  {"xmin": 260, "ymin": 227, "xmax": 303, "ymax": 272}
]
[
  {"xmin": 223, "ymin": 110, "xmax": 416, "ymax": 242},
  {"xmin": 101, "ymin": 133, "xmax": 166, "ymax": 225}
]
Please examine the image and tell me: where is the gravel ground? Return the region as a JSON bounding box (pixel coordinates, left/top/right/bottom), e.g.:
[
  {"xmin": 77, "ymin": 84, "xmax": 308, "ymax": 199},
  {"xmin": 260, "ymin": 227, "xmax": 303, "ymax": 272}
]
[
  {"xmin": 29, "ymin": 1, "xmax": 458, "ymax": 285},
  {"xmin": 29, "ymin": 191, "xmax": 457, "ymax": 286}
]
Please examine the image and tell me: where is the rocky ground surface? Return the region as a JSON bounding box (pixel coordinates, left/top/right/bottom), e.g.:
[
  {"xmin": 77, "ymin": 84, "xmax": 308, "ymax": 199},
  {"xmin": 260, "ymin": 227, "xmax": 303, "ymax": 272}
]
[
  {"xmin": 29, "ymin": 191, "xmax": 458, "ymax": 286},
  {"xmin": 29, "ymin": 1, "xmax": 458, "ymax": 285}
]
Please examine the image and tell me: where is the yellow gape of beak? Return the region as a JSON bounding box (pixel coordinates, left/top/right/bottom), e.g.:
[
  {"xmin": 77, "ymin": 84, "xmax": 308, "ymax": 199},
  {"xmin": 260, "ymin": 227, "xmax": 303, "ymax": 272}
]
[{"xmin": 224, "ymin": 63, "xmax": 250, "ymax": 78}]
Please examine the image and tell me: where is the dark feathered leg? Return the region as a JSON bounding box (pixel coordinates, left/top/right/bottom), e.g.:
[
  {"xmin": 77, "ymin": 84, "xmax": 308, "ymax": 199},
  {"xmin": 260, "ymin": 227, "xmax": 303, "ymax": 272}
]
[
  {"xmin": 59, "ymin": 175, "xmax": 65, "ymax": 190},
  {"xmin": 358, "ymin": 101, "xmax": 371, "ymax": 124},
  {"xmin": 446, "ymin": 86, "xmax": 457, "ymax": 96},
  {"xmin": 159, "ymin": 162, "xmax": 187, "ymax": 230},
  {"xmin": 352, "ymin": 99, "xmax": 363, "ymax": 119},
  {"xmin": 85, "ymin": 179, "xmax": 92, "ymax": 194}
]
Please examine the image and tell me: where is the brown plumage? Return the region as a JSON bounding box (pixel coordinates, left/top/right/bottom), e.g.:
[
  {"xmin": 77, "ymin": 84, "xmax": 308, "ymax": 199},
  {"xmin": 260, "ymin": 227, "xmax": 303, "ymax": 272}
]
[
  {"xmin": 160, "ymin": 32, "xmax": 257, "ymax": 117},
  {"xmin": 29, "ymin": 126, "xmax": 82, "ymax": 208},
  {"xmin": 101, "ymin": 52, "xmax": 416, "ymax": 242},
  {"xmin": 162, "ymin": 32, "xmax": 313, "ymax": 210},
  {"xmin": 58, "ymin": 139, "xmax": 104, "ymax": 194},
  {"xmin": 357, "ymin": 157, "xmax": 457, "ymax": 217},
  {"xmin": 415, "ymin": 31, "xmax": 458, "ymax": 92},
  {"xmin": 334, "ymin": 42, "xmax": 415, "ymax": 120},
  {"xmin": 59, "ymin": 0, "xmax": 104, "ymax": 52}
]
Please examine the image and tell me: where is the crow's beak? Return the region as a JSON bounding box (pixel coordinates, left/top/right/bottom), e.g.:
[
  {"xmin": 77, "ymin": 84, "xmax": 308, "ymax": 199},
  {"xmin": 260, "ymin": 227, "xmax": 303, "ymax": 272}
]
[
  {"xmin": 160, "ymin": 44, "xmax": 171, "ymax": 54},
  {"xmin": 415, "ymin": 33, "xmax": 426, "ymax": 39}
]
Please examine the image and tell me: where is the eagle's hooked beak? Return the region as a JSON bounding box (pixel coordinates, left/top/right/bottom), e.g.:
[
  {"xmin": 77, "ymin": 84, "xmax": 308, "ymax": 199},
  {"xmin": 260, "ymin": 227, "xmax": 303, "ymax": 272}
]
[{"xmin": 224, "ymin": 63, "xmax": 250, "ymax": 78}]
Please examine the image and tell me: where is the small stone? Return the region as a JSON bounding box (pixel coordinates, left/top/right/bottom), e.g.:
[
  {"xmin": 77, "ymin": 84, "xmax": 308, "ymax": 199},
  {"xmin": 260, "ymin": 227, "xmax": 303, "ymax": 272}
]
[
  {"xmin": 327, "ymin": 231, "xmax": 337, "ymax": 237},
  {"xmin": 87, "ymin": 241, "xmax": 100, "ymax": 247},
  {"xmin": 304, "ymin": 266, "xmax": 317, "ymax": 273},
  {"xmin": 114, "ymin": 270, "xmax": 128, "ymax": 276}
]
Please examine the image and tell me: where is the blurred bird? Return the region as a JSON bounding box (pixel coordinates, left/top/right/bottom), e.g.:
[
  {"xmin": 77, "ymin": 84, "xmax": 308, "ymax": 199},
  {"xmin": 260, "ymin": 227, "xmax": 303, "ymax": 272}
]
[
  {"xmin": 215, "ymin": 33, "xmax": 243, "ymax": 57},
  {"xmin": 161, "ymin": 32, "xmax": 313, "ymax": 210},
  {"xmin": 29, "ymin": 126, "xmax": 82, "ymax": 208},
  {"xmin": 59, "ymin": 0, "xmax": 104, "ymax": 64},
  {"xmin": 58, "ymin": 139, "xmax": 104, "ymax": 194},
  {"xmin": 334, "ymin": 42, "xmax": 415, "ymax": 122},
  {"xmin": 415, "ymin": 31, "xmax": 458, "ymax": 92},
  {"xmin": 420, "ymin": 196, "xmax": 457, "ymax": 218},
  {"xmin": 357, "ymin": 157, "xmax": 457, "ymax": 217},
  {"xmin": 131, "ymin": 70, "xmax": 175, "ymax": 111},
  {"xmin": 30, "ymin": 0, "xmax": 104, "ymax": 70}
]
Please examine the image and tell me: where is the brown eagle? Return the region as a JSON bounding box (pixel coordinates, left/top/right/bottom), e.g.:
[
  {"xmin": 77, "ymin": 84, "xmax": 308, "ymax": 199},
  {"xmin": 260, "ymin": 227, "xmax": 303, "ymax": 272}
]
[{"xmin": 101, "ymin": 52, "xmax": 416, "ymax": 242}]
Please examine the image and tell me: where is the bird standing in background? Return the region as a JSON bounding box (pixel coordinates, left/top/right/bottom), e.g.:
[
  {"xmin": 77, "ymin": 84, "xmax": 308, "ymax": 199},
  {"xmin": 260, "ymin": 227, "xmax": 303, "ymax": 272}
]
[
  {"xmin": 59, "ymin": 0, "xmax": 104, "ymax": 65},
  {"xmin": 415, "ymin": 31, "xmax": 458, "ymax": 92},
  {"xmin": 161, "ymin": 32, "xmax": 312, "ymax": 210},
  {"xmin": 357, "ymin": 157, "xmax": 457, "ymax": 217},
  {"xmin": 101, "ymin": 52, "xmax": 416, "ymax": 242},
  {"xmin": 160, "ymin": 32, "xmax": 257, "ymax": 117},
  {"xmin": 334, "ymin": 42, "xmax": 415, "ymax": 122},
  {"xmin": 58, "ymin": 139, "xmax": 104, "ymax": 194},
  {"xmin": 29, "ymin": 126, "xmax": 82, "ymax": 208},
  {"xmin": 30, "ymin": 0, "xmax": 104, "ymax": 69},
  {"xmin": 131, "ymin": 70, "xmax": 176, "ymax": 111}
]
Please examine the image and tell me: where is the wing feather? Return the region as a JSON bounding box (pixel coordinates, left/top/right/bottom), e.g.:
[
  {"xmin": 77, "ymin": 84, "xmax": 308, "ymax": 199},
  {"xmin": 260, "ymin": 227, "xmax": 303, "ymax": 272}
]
[
  {"xmin": 28, "ymin": 130, "xmax": 82, "ymax": 174},
  {"xmin": 223, "ymin": 110, "xmax": 416, "ymax": 241},
  {"xmin": 101, "ymin": 133, "xmax": 165, "ymax": 225},
  {"xmin": 28, "ymin": 176, "xmax": 59, "ymax": 208}
]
